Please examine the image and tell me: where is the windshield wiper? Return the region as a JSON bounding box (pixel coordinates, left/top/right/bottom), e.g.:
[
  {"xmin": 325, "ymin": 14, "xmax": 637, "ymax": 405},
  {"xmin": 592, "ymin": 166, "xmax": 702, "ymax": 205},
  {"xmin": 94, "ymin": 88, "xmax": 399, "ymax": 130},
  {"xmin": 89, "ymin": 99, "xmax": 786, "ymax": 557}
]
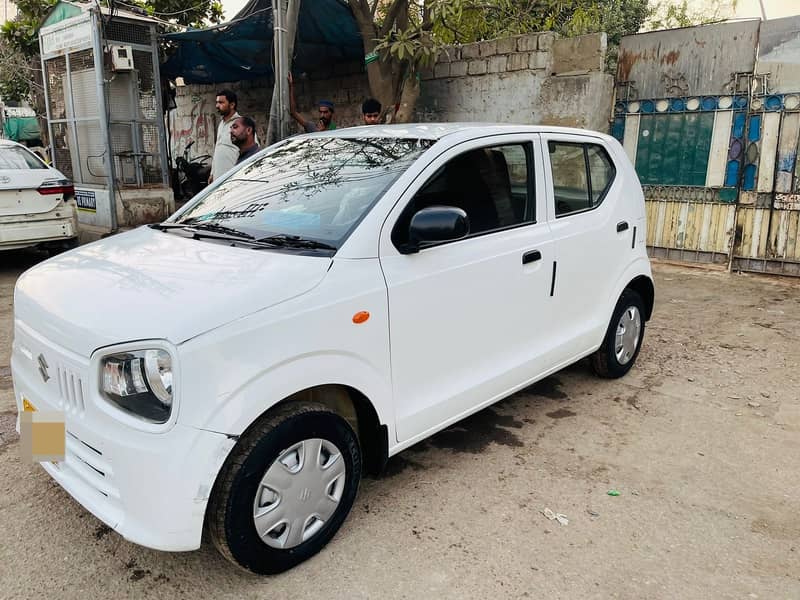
[
  {"xmin": 150, "ymin": 221, "xmax": 255, "ymax": 240},
  {"xmin": 150, "ymin": 223, "xmax": 335, "ymax": 251},
  {"xmin": 258, "ymin": 234, "xmax": 337, "ymax": 251},
  {"xmin": 182, "ymin": 222, "xmax": 256, "ymax": 239},
  {"xmin": 149, "ymin": 222, "xmax": 185, "ymax": 230}
]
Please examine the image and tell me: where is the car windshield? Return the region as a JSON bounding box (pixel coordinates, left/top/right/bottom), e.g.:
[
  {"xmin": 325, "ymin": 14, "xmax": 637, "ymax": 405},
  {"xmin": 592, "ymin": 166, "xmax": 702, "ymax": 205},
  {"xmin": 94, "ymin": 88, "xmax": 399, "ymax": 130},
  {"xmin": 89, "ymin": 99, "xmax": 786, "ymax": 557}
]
[
  {"xmin": 172, "ymin": 136, "xmax": 434, "ymax": 248},
  {"xmin": 0, "ymin": 146, "xmax": 48, "ymax": 170}
]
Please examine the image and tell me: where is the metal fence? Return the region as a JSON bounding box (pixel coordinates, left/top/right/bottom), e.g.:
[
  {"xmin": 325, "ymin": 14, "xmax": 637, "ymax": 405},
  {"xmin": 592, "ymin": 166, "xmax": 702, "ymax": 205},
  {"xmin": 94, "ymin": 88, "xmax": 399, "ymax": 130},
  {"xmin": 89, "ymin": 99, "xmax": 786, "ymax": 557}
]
[{"xmin": 104, "ymin": 20, "xmax": 167, "ymax": 187}]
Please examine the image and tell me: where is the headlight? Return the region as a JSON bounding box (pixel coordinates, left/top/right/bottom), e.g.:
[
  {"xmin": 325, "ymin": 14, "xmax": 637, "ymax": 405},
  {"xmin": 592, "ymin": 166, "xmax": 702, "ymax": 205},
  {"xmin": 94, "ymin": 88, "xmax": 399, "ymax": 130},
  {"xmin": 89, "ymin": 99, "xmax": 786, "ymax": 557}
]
[{"xmin": 101, "ymin": 349, "xmax": 173, "ymax": 423}]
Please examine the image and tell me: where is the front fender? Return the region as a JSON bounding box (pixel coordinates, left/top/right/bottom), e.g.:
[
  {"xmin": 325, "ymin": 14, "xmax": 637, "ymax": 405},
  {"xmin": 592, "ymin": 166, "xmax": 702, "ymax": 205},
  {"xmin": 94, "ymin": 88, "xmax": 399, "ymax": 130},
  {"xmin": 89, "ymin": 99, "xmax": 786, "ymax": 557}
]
[{"xmin": 187, "ymin": 351, "xmax": 394, "ymax": 440}]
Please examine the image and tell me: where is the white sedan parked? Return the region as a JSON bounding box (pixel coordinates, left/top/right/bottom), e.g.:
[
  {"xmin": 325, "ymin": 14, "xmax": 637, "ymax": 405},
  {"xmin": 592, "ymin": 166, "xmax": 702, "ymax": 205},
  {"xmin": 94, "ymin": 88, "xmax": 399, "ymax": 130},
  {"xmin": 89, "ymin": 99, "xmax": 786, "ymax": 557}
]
[
  {"xmin": 12, "ymin": 124, "xmax": 653, "ymax": 574},
  {"xmin": 0, "ymin": 139, "xmax": 78, "ymax": 252}
]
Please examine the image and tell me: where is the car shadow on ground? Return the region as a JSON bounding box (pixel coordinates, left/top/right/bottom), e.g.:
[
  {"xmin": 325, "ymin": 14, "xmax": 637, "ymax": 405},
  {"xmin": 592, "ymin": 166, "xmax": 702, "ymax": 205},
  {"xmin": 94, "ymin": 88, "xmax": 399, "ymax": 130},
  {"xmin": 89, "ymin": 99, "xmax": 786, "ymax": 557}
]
[
  {"xmin": 382, "ymin": 361, "xmax": 588, "ymax": 476},
  {"xmin": 1, "ymin": 249, "xmax": 49, "ymax": 275}
]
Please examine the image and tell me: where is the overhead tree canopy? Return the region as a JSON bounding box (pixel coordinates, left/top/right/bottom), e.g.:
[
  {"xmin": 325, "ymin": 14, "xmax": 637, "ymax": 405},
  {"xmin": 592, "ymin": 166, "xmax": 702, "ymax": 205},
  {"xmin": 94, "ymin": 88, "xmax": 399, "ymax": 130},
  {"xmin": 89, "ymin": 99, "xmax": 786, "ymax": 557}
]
[
  {"xmin": 348, "ymin": 0, "xmax": 654, "ymax": 122},
  {"xmin": 0, "ymin": 0, "xmax": 226, "ymax": 107},
  {"xmin": 120, "ymin": 0, "xmax": 223, "ymax": 28}
]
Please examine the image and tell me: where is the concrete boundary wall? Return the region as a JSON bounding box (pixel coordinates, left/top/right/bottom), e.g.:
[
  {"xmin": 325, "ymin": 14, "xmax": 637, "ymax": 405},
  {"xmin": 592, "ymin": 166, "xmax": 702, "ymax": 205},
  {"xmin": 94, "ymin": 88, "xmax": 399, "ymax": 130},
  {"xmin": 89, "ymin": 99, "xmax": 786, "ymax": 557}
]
[{"xmin": 418, "ymin": 32, "xmax": 613, "ymax": 132}]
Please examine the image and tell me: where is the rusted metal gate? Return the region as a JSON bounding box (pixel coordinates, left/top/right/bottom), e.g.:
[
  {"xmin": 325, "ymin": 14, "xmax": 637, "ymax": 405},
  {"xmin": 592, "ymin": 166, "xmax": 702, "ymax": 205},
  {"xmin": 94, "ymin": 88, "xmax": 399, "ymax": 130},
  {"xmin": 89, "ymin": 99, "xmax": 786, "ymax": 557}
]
[
  {"xmin": 615, "ymin": 18, "xmax": 800, "ymax": 276},
  {"xmin": 613, "ymin": 90, "xmax": 747, "ymax": 267},
  {"xmin": 728, "ymin": 16, "xmax": 800, "ymax": 276}
]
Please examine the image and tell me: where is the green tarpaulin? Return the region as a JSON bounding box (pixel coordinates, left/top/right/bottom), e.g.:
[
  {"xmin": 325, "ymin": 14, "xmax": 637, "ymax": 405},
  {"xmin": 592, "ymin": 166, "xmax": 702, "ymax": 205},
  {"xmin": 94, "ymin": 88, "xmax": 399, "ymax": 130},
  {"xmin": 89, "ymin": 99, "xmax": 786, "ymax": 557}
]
[{"xmin": 3, "ymin": 117, "xmax": 41, "ymax": 142}]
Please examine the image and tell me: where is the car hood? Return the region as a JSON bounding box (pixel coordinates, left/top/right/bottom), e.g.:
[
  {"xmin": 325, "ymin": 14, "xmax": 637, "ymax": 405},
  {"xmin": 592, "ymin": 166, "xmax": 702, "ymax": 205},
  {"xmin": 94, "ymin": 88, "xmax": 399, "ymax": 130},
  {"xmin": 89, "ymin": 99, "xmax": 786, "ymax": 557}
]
[{"xmin": 13, "ymin": 226, "xmax": 332, "ymax": 357}]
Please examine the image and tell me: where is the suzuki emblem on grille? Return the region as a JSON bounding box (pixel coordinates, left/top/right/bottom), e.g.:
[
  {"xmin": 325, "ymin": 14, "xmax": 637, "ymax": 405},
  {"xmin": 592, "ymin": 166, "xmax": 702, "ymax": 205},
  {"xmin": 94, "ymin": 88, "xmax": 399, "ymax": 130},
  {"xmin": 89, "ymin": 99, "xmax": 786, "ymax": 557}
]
[{"xmin": 37, "ymin": 353, "xmax": 50, "ymax": 382}]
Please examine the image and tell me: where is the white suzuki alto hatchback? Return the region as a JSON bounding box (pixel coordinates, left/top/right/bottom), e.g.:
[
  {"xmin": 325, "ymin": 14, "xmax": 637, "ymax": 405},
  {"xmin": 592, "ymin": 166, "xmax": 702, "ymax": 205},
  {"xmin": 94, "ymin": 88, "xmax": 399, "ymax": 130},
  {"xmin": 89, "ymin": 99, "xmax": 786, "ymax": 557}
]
[{"xmin": 12, "ymin": 124, "xmax": 653, "ymax": 574}]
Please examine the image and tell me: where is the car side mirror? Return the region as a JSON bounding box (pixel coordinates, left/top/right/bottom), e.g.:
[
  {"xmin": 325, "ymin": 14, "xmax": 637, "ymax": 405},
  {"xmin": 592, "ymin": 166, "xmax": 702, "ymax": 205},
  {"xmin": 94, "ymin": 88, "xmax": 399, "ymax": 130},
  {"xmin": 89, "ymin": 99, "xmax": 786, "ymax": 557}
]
[{"xmin": 401, "ymin": 206, "xmax": 470, "ymax": 254}]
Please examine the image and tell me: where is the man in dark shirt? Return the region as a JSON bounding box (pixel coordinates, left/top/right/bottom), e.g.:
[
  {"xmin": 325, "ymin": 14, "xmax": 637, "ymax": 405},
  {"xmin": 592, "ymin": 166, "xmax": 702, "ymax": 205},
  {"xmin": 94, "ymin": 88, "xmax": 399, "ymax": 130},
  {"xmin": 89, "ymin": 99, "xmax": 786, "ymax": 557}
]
[
  {"xmin": 230, "ymin": 116, "xmax": 261, "ymax": 164},
  {"xmin": 288, "ymin": 73, "xmax": 337, "ymax": 133}
]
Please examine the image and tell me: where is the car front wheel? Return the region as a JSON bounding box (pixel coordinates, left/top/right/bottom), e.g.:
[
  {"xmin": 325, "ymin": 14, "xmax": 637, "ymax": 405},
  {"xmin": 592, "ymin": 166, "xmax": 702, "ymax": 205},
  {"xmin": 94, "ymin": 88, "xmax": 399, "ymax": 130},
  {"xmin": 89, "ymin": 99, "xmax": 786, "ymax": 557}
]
[
  {"xmin": 591, "ymin": 288, "xmax": 645, "ymax": 378},
  {"xmin": 207, "ymin": 402, "xmax": 361, "ymax": 574}
]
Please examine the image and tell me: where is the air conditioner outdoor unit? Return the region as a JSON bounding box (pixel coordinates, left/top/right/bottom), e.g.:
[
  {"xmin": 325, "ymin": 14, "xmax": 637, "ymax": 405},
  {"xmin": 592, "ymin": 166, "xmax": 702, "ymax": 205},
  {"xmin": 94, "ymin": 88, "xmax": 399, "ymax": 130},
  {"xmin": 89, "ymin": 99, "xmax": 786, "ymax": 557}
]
[{"xmin": 111, "ymin": 45, "xmax": 134, "ymax": 71}]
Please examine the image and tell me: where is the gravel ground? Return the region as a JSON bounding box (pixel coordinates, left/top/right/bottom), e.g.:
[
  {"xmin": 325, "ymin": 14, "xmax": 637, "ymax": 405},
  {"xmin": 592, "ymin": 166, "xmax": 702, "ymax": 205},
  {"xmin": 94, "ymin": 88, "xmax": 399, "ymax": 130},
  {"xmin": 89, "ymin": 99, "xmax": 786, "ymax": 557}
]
[{"xmin": 1, "ymin": 250, "xmax": 798, "ymax": 599}]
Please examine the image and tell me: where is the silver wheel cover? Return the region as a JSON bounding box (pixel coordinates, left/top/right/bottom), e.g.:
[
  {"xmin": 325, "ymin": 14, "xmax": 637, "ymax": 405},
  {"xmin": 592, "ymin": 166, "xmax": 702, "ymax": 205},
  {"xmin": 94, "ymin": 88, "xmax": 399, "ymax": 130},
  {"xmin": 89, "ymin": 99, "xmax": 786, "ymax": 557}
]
[
  {"xmin": 614, "ymin": 305, "xmax": 642, "ymax": 366},
  {"xmin": 252, "ymin": 438, "xmax": 347, "ymax": 549}
]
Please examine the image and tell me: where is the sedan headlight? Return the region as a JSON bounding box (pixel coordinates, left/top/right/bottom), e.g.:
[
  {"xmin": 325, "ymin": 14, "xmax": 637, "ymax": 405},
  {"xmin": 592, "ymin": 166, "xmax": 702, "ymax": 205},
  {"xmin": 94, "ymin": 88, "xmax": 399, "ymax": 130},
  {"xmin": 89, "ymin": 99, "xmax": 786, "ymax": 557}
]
[{"xmin": 101, "ymin": 349, "xmax": 173, "ymax": 423}]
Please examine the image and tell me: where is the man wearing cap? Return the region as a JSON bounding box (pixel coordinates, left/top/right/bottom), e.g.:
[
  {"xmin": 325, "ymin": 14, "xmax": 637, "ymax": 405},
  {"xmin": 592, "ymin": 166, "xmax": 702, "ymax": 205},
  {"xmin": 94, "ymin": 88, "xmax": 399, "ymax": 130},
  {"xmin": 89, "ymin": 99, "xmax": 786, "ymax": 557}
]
[{"xmin": 288, "ymin": 73, "xmax": 337, "ymax": 133}]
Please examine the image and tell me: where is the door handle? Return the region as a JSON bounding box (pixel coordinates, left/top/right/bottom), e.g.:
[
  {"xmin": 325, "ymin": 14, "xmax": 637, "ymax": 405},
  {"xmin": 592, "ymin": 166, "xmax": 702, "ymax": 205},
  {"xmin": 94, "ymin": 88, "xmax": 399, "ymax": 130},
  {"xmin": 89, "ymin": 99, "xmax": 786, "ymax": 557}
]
[
  {"xmin": 522, "ymin": 250, "xmax": 542, "ymax": 264},
  {"xmin": 617, "ymin": 221, "xmax": 629, "ymax": 233}
]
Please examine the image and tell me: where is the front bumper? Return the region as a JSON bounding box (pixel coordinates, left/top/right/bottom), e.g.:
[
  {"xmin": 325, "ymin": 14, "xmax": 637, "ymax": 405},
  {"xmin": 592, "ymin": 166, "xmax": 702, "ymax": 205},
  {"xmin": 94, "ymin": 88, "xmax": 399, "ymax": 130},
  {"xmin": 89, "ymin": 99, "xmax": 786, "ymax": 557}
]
[{"xmin": 11, "ymin": 321, "xmax": 235, "ymax": 551}]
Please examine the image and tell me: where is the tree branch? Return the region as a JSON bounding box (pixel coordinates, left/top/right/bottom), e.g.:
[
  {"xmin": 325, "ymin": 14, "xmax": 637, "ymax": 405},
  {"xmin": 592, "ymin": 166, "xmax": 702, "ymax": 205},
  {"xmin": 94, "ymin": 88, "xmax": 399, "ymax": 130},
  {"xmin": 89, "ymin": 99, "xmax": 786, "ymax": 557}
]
[{"xmin": 379, "ymin": 0, "xmax": 409, "ymax": 37}]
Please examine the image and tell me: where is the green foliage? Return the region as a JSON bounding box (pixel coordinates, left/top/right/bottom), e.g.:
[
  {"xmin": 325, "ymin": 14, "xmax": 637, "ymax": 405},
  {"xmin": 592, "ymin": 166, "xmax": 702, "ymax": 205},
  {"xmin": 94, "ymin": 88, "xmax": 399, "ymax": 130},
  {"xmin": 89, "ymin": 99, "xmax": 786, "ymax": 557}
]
[
  {"xmin": 646, "ymin": 0, "xmax": 738, "ymax": 30},
  {"xmin": 0, "ymin": 65, "xmax": 32, "ymax": 103},
  {"xmin": 119, "ymin": 0, "xmax": 223, "ymax": 28},
  {"xmin": 371, "ymin": 0, "xmax": 651, "ymax": 75},
  {"xmin": 370, "ymin": 0, "xmax": 736, "ymax": 77},
  {"xmin": 0, "ymin": 75, "xmax": 30, "ymax": 103},
  {"xmin": 0, "ymin": 0, "xmax": 223, "ymax": 57},
  {"xmin": 429, "ymin": 0, "xmax": 649, "ymax": 47},
  {"xmin": 1, "ymin": 0, "xmax": 57, "ymax": 55},
  {"xmin": 0, "ymin": 37, "xmax": 40, "ymax": 103}
]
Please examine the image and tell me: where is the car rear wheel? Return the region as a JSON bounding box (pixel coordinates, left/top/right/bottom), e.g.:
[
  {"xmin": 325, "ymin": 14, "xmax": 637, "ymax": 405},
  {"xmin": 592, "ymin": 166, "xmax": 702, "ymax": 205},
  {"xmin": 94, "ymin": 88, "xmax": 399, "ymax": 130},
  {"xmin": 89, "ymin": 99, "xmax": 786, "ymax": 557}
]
[
  {"xmin": 591, "ymin": 289, "xmax": 645, "ymax": 379},
  {"xmin": 207, "ymin": 402, "xmax": 361, "ymax": 575}
]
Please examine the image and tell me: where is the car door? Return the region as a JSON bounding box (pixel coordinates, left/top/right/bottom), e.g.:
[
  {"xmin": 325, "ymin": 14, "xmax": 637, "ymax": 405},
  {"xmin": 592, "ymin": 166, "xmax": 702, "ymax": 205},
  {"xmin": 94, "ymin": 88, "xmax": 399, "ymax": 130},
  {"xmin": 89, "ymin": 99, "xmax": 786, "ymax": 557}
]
[
  {"xmin": 379, "ymin": 134, "xmax": 557, "ymax": 444},
  {"xmin": 541, "ymin": 133, "xmax": 634, "ymax": 360}
]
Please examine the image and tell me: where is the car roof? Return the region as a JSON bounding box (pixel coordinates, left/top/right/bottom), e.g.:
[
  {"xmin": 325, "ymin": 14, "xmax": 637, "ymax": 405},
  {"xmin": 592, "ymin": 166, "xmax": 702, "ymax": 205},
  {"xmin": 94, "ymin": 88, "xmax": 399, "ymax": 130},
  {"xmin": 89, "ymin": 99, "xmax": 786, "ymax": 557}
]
[
  {"xmin": 0, "ymin": 139, "xmax": 25, "ymax": 148},
  {"xmin": 304, "ymin": 123, "xmax": 612, "ymax": 141}
]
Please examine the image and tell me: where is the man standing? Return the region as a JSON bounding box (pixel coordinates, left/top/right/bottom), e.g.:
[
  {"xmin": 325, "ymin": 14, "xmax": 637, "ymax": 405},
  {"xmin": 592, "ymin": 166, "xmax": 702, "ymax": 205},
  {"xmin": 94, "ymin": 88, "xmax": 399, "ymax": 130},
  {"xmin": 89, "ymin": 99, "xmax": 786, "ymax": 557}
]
[
  {"xmin": 288, "ymin": 73, "xmax": 337, "ymax": 133},
  {"xmin": 231, "ymin": 116, "xmax": 261, "ymax": 164},
  {"xmin": 210, "ymin": 89, "xmax": 240, "ymax": 182},
  {"xmin": 361, "ymin": 98, "xmax": 381, "ymax": 125}
]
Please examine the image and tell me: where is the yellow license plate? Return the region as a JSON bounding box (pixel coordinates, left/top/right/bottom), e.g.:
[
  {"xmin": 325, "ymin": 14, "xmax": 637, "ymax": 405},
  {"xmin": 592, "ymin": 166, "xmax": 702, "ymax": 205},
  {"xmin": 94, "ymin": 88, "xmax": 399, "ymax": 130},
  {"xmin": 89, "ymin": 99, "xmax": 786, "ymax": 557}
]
[{"xmin": 22, "ymin": 396, "xmax": 65, "ymax": 467}]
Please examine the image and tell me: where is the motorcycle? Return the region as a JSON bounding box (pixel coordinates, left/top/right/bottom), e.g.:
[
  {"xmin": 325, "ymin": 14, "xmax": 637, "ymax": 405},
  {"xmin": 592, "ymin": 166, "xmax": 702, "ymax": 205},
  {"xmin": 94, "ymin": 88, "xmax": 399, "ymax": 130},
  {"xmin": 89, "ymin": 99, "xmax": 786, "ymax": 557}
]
[{"xmin": 174, "ymin": 141, "xmax": 211, "ymax": 201}]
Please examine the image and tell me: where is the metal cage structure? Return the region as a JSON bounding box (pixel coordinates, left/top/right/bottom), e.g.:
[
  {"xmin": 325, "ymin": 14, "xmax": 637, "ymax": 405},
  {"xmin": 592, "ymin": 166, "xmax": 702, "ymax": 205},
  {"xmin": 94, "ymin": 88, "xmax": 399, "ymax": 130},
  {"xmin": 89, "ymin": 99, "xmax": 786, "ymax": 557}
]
[{"xmin": 39, "ymin": 5, "xmax": 169, "ymax": 230}]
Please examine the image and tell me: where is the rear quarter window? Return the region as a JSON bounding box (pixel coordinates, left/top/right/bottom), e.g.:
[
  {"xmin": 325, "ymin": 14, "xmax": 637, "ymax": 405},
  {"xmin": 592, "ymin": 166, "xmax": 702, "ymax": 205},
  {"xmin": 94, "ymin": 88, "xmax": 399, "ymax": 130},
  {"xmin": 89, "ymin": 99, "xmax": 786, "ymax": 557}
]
[{"xmin": 549, "ymin": 141, "xmax": 616, "ymax": 217}]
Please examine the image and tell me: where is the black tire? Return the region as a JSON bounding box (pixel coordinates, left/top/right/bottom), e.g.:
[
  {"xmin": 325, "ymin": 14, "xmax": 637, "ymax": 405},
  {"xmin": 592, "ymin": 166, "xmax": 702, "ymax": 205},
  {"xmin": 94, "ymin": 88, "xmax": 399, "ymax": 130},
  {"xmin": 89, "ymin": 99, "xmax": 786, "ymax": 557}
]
[
  {"xmin": 207, "ymin": 402, "xmax": 361, "ymax": 575},
  {"xmin": 590, "ymin": 288, "xmax": 646, "ymax": 379}
]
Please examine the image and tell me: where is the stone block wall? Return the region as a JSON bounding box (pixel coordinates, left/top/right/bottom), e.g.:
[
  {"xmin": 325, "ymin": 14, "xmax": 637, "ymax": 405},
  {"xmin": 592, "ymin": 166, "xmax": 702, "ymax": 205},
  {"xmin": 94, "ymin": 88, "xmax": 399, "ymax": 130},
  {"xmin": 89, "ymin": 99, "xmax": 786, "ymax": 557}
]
[{"xmin": 417, "ymin": 32, "xmax": 613, "ymax": 132}]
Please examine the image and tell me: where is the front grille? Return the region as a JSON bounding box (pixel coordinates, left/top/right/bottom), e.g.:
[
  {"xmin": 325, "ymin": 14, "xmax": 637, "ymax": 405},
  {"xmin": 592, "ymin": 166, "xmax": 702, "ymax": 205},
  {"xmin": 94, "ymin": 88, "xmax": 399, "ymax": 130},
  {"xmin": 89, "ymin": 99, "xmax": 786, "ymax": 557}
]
[
  {"xmin": 56, "ymin": 365, "xmax": 86, "ymax": 415},
  {"xmin": 65, "ymin": 431, "xmax": 119, "ymax": 499}
]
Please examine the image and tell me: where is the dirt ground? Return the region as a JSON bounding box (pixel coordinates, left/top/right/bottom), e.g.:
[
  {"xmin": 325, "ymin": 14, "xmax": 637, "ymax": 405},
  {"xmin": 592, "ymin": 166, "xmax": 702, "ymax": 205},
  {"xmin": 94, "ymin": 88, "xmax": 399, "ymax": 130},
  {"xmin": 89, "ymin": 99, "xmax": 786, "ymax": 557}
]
[{"xmin": 0, "ymin": 249, "xmax": 798, "ymax": 599}]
